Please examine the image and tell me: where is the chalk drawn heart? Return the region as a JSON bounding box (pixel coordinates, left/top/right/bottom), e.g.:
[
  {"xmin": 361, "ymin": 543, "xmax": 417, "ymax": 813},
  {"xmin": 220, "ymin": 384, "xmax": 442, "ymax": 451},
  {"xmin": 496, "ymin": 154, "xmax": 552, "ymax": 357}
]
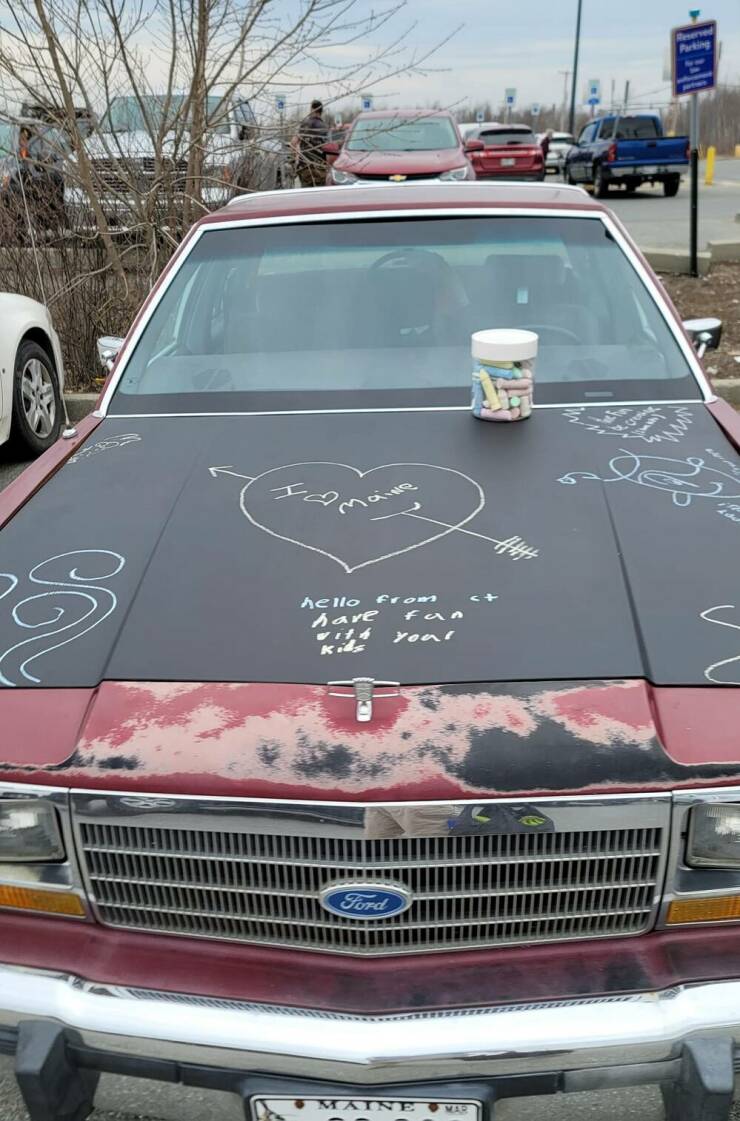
[{"xmin": 240, "ymin": 462, "xmax": 485, "ymax": 573}]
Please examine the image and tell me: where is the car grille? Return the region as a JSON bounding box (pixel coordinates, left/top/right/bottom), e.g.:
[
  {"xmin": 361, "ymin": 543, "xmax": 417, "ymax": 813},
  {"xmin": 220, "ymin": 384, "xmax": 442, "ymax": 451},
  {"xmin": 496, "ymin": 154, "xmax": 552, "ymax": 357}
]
[
  {"xmin": 91, "ymin": 156, "xmax": 189, "ymax": 193},
  {"xmin": 77, "ymin": 812, "xmax": 666, "ymax": 956},
  {"xmin": 356, "ymin": 171, "xmax": 445, "ymax": 181}
]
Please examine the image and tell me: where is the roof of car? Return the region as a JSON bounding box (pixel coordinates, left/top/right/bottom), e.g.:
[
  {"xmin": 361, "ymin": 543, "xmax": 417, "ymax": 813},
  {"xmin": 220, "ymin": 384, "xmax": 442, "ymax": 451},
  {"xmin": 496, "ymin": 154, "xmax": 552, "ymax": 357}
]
[
  {"xmin": 204, "ymin": 182, "xmax": 605, "ymax": 225},
  {"xmin": 349, "ymin": 108, "xmax": 455, "ymax": 120}
]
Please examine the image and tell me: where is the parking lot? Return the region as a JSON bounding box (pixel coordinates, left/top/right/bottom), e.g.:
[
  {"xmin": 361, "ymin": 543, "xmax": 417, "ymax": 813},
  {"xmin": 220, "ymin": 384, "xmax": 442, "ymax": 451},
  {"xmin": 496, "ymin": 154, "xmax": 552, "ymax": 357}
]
[{"xmin": 606, "ymin": 157, "xmax": 740, "ymax": 250}]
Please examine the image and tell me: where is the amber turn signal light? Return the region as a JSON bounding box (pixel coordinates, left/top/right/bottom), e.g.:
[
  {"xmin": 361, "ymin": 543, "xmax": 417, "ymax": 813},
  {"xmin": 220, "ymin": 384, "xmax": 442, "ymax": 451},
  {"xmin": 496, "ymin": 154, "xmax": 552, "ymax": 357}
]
[
  {"xmin": 0, "ymin": 885, "xmax": 86, "ymax": 917},
  {"xmin": 667, "ymin": 895, "xmax": 740, "ymax": 924}
]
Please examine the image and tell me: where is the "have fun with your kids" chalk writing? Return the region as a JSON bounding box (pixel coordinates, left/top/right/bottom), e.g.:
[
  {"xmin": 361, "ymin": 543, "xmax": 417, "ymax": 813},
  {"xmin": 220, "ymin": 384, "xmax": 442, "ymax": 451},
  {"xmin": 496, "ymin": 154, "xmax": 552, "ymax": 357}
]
[{"xmin": 300, "ymin": 592, "xmax": 500, "ymax": 657}]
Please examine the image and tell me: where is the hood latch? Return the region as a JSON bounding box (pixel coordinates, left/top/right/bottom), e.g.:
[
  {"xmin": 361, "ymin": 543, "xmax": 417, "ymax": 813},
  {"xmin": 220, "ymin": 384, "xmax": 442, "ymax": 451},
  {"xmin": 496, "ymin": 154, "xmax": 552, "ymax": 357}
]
[{"xmin": 327, "ymin": 677, "xmax": 401, "ymax": 723}]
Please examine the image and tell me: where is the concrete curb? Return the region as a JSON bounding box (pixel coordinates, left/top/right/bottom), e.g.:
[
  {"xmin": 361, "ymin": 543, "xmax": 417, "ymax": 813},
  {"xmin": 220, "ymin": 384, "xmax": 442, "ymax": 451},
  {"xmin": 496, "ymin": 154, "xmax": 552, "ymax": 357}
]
[
  {"xmin": 63, "ymin": 393, "xmax": 98, "ymax": 422},
  {"xmin": 707, "ymin": 240, "xmax": 740, "ymax": 263},
  {"xmin": 715, "ymin": 378, "xmax": 740, "ymax": 407},
  {"xmin": 643, "ymin": 247, "xmax": 711, "ymax": 276}
]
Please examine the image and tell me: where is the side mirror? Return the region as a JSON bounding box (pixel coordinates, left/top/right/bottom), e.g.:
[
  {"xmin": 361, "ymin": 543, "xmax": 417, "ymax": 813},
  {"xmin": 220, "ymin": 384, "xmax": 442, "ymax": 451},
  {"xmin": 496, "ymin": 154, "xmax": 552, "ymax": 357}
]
[
  {"xmin": 322, "ymin": 141, "xmax": 340, "ymax": 156},
  {"xmin": 683, "ymin": 317, "xmax": 722, "ymax": 358},
  {"xmin": 464, "ymin": 139, "xmax": 485, "ymax": 153},
  {"xmin": 97, "ymin": 335, "xmax": 124, "ymax": 372}
]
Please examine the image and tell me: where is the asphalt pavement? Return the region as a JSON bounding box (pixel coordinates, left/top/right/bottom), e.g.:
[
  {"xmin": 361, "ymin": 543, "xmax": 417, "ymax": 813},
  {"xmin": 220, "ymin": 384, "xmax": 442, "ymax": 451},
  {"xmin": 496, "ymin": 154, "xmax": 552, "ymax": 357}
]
[
  {"xmin": 0, "ymin": 445, "xmax": 32, "ymax": 491},
  {"xmin": 0, "ymin": 1064, "xmax": 699, "ymax": 1121},
  {"xmin": 598, "ymin": 156, "xmax": 740, "ymax": 251}
]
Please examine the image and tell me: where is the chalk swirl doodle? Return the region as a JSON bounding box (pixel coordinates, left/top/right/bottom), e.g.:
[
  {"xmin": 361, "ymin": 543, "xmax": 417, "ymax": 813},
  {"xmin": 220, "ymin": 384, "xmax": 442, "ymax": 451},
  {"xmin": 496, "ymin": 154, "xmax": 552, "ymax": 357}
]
[
  {"xmin": 559, "ymin": 450, "xmax": 740, "ymax": 508},
  {"xmin": 0, "ymin": 550, "xmax": 125, "ymax": 688},
  {"xmin": 69, "ymin": 433, "xmax": 141, "ymax": 463},
  {"xmin": 562, "ymin": 405, "xmax": 694, "ymax": 444},
  {"xmin": 701, "ymin": 605, "xmax": 740, "ymax": 685}
]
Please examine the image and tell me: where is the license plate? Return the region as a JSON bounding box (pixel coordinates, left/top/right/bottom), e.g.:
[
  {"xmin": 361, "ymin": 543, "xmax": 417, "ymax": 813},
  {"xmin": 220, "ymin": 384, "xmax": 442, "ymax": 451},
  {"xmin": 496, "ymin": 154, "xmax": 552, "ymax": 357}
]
[
  {"xmin": 252, "ymin": 1097, "xmax": 481, "ymax": 1121},
  {"xmin": 501, "ymin": 158, "xmax": 516, "ymax": 166}
]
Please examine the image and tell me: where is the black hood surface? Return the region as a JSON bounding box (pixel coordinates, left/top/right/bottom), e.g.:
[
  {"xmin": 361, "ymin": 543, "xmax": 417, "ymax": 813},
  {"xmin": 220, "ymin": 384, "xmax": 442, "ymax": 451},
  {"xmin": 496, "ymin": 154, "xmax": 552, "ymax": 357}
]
[{"xmin": 1, "ymin": 403, "xmax": 739, "ymax": 689}]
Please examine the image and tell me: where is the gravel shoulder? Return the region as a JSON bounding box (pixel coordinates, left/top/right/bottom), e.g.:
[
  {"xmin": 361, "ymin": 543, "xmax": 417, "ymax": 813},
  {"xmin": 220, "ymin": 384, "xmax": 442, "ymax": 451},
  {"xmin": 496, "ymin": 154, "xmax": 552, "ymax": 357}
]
[{"xmin": 661, "ymin": 262, "xmax": 740, "ymax": 381}]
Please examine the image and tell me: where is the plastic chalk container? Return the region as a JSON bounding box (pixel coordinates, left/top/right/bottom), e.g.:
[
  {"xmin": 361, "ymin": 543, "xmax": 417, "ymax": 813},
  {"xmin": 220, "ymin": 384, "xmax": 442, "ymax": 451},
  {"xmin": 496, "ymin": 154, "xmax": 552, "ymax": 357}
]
[{"xmin": 471, "ymin": 329, "xmax": 538, "ymax": 422}]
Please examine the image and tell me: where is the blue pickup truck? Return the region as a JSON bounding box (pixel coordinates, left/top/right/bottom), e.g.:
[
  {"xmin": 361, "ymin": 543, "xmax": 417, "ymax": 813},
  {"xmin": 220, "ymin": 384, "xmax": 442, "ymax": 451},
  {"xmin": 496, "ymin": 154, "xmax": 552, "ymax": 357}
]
[{"xmin": 564, "ymin": 113, "xmax": 689, "ymax": 197}]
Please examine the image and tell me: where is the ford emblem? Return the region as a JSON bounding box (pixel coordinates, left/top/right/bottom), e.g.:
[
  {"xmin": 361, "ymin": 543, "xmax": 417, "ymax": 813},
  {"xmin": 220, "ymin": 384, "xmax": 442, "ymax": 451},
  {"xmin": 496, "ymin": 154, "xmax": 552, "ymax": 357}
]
[{"xmin": 320, "ymin": 882, "xmax": 412, "ymax": 920}]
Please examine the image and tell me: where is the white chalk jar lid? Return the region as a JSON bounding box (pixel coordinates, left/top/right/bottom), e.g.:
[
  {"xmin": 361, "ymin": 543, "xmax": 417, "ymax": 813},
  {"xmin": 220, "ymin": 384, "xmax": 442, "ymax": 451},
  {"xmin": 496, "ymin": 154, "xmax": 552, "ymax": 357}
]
[{"xmin": 472, "ymin": 328, "xmax": 539, "ymax": 363}]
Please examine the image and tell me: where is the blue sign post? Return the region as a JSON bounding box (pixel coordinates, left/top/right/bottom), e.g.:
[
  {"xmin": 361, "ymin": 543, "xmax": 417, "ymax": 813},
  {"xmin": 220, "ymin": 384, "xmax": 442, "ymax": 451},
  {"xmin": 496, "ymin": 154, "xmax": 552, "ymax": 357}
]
[{"xmin": 672, "ymin": 14, "xmax": 718, "ymax": 276}]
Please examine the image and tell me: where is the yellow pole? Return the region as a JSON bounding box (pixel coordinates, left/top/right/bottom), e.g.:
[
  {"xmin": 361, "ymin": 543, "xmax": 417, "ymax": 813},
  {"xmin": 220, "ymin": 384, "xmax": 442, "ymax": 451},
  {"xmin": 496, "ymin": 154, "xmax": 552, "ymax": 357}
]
[
  {"xmin": 735, "ymin": 143, "xmax": 740, "ymax": 158},
  {"xmin": 705, "ymin": 145, "xmax": 716, "ymax": 186}
]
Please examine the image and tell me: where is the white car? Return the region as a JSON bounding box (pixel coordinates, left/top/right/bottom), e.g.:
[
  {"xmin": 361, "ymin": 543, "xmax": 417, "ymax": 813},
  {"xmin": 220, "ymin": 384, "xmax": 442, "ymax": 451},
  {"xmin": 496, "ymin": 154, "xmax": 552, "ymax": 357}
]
[
  {"xmin": 541, "ymin": 130, "xmax": 576, "ymax": 174},
  {"xmin": 0, "ymin": 294, "xmax": 64, "ymax": 455}
]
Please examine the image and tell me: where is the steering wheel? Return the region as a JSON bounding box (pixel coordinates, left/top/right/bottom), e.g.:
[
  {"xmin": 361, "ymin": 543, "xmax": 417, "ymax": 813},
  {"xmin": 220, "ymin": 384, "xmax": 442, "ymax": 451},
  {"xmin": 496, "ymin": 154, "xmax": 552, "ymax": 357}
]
[
  {"xmin": 370, "ymin": 248, "xmax": 443, "ymax": 271},
  {"xmin": 519, "ymin": 323, "xmax": 581, "ymax": 344}
]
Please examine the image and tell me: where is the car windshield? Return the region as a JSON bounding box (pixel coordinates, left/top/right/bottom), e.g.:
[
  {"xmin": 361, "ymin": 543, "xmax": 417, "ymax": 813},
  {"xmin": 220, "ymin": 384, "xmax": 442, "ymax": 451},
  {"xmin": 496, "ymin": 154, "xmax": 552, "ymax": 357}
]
[
  {"xmin": 603, "ymin": 117, "xmax": 660, "ymax": 140},
  {"xmin": 552, "ymin": 134, "xmax": 575, "ymax": 145},
  {"xmin": 481, "ymin": 130, "xmax": 536, "ymax": 145},
  {"xmin": 110, "ymin": 215, "xmax": 700, "ymax": 414},
  {"xmin": 346, "ymin": 116, "xmax": 459, "ymax": 152},
  {"xmin": 101, "ymin": 95, "xmax": 236, "ymax": 136}
]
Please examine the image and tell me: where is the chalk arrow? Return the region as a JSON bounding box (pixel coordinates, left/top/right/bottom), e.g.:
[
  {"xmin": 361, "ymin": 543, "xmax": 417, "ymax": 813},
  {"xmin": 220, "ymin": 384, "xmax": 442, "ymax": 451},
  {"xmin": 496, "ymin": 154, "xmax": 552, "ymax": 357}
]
[{"xmin": 208, "ymin": 466, "xmax": 254, "ymax": 482}]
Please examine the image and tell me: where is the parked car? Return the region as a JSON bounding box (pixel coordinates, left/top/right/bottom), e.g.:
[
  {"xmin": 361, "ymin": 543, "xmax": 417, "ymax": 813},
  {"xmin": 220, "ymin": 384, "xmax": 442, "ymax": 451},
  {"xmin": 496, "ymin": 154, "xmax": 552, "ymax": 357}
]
[
  {"xmin": 541, "ymin": 129, "xmax": 575, "ymax": 174},
  {"xmin": 464, "ymin": 123, "xmax": 545, "ymax": 181},
  {"xmin": 0, "ymin": 118, "xmax": 67, "ymax": 234},
  {"xmin": 1, "ymin": 180, "xmax": 739, "ymax": 1121},
  {"xmin": 564, "ymin": 113, "xmax": 689, "ymax": 196},
  {"xmin": 0, "ymin": 294, "xmax": 63, "ymax": 454},
  {"xmin": 65, "ymin": 92, "xmax": 288, "ymax": 226},
  {"xmin": 458, "ymin": 120, "xmax": 499, "ymax": 142},
  {"xmin": 325, "ymin": 109, "xmax": 476, "ymax": 183}
]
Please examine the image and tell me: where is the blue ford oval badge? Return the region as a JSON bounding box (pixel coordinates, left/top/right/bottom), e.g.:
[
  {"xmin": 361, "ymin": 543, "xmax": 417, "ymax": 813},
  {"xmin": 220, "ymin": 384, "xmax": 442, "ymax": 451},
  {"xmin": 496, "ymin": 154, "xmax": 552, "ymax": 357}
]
[{"xmin": 320, "ymin": 882, "xmax": 412, "ymax": 920}]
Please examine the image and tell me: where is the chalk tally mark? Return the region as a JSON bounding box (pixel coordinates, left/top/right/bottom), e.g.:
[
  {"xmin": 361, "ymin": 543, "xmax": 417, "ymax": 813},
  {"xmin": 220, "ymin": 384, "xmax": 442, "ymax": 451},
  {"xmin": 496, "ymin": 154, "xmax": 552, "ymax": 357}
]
[
  {"xmin": 701, "ymin": 604, "xmax": 740, "ymax": 685},
  {"xmin": 559, "ymin": 450, "xmax": 740, "ymax": 508},
  {"xmin": 0, "ymin": 550, "xmax": 125, "ymax": 687},
  {"xmin": 69, "ymin": 433, "xmax": 141, "ymax": 463},
  {"xmin": 563, "ymin": 405, "xmax": 694, "ymax": 444},
  {"xmin": 210, "ymin": 461, "xmax": 538, "ymax": 572}
]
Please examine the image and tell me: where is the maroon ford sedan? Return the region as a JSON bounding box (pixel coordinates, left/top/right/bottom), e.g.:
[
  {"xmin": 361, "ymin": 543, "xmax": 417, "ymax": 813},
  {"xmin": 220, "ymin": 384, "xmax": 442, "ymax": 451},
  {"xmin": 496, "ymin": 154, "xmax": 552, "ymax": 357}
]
[
  {"xmin": 0, "ymin": 181, "xmax": 739, "ymax": 1121},
  {"xmin": 324, "ymin": 109, "xmax": 477, "ymax": 184}
]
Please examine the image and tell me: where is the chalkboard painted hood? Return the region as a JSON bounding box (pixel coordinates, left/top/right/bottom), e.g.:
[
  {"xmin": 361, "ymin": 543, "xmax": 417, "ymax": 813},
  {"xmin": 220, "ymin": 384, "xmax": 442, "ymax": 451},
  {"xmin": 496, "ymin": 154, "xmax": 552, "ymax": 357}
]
[
  {"xmin": 2, "ymin": 405, "xmax": 740, "ymax": 692},
  {"xmin": 1, "ymin": 403, "xmax": 740, "ymax": 794}
]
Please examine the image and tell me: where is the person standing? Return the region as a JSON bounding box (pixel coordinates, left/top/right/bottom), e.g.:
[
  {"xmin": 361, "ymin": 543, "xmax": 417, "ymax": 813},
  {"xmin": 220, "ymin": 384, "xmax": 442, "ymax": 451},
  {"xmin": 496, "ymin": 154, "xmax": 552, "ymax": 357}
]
[
  {"xmin": 540, "ymin": 129, "xmax": 553, "ymax": 162},
  {"xmin": 294, "ymin": 99, "xmax": 328, "ymax": 187}
]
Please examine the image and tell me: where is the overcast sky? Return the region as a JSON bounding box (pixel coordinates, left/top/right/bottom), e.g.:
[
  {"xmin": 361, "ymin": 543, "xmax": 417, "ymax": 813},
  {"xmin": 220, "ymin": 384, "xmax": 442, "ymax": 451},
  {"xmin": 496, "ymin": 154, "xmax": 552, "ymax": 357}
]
[{"xmin": 335, "ymin": 0, "xmax": 740, "ymax": 116}]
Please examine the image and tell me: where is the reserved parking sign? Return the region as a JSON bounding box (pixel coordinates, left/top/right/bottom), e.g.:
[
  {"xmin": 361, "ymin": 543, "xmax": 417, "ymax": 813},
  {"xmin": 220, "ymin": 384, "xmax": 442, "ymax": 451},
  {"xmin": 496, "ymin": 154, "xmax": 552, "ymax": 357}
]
[{"xmin": 672, "ymin": 19, "xmax": 717, "ymax": 96}]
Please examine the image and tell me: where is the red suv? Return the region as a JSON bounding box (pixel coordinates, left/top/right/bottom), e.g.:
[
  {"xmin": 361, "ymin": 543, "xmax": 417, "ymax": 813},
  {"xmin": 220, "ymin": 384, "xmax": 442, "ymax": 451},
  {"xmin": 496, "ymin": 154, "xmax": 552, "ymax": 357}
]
[
  {"xmin": 466, "ymin": 123, "xmax": 545, "ymax": 181},
  {"xmin": 324, "ymin": 109, "xmax": 477, "ymax": 184}
]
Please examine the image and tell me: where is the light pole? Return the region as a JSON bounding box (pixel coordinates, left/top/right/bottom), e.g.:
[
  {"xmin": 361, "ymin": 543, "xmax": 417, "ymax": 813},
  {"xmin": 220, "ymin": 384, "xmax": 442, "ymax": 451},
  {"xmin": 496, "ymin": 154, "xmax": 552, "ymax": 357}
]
[
  {"xmin": 568, "ymin": 0, "xmax": 583, "ymax": 136},
  {"xmin": 558, "ymin": 70, "xmax": 570, "ymax": 130}
]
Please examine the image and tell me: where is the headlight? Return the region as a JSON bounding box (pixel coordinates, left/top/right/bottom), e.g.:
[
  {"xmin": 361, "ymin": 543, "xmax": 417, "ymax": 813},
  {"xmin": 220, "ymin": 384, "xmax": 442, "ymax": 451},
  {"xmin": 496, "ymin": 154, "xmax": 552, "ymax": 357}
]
[
  {"xmin": 0, "ymin": 799, "xmax": 65, "ymax": 862},
  {"xmin": 687, "ymin": 804, "xmax": 740, "ymax": 869},
  {"xmin": 439, "ymin": 165, "xmax": 471, "ymax": 181},
  {"xmin": 331, "ymin": 167, "xmax": 358, "ymax": 185}
]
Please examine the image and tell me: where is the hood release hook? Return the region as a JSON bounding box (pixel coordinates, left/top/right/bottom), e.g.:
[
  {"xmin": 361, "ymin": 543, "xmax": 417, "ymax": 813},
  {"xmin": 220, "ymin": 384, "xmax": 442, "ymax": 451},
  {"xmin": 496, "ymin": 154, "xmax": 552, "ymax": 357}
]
[{"xmin": 327, "ymin": 677, "xmax": 401, "ymax": 723}]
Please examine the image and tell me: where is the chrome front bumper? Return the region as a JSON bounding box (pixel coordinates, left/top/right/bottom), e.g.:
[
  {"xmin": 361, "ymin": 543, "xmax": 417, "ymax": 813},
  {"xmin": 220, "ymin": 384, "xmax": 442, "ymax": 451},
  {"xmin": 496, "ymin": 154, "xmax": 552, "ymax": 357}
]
[{"xmin": 1, "ymin": 964, "xmax": 740, "ymax": 1086}]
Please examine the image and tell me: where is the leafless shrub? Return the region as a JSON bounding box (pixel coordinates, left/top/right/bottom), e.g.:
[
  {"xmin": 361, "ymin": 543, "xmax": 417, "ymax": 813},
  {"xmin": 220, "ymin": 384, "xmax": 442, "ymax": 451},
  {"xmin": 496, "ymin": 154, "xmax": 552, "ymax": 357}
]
[{"xmin": 0, "ymin": 0, "xmax": 454, "ymax": 387}]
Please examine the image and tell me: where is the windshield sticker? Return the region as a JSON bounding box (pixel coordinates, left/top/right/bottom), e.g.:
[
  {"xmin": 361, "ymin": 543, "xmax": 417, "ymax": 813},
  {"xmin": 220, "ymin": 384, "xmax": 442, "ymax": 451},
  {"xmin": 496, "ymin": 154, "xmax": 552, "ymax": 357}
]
[
  {"xmin": 210, "ymin": 461, "xmax": 539, "ymax": 573},
  {"xmin": 700, "ymin": 604, "xmax": 740, "ymax": 685},
  {"xmin": 562, "ymin": 405, "xmax": 693, "ymax": 444},
  {"xmin": 0, "ymin": 550, "xmax": 125, "ymax": 688},
  {"xmin": 68, "ymin": 433, "xmax": 141, "ymax": 463},
  {"xmin": 559, "ymin": 450, "xmax": 740, "ymax": 508}
]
